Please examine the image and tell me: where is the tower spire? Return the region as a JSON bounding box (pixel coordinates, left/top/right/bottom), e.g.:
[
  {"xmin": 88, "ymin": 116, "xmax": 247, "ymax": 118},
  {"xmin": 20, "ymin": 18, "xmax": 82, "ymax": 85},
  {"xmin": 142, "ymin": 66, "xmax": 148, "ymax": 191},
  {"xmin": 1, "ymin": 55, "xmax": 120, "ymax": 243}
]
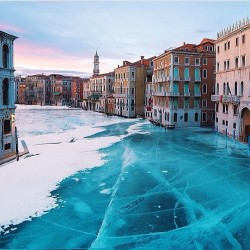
[{"xmin": 93, "ymin": 51, "xmax": 100, "ymax": 76}]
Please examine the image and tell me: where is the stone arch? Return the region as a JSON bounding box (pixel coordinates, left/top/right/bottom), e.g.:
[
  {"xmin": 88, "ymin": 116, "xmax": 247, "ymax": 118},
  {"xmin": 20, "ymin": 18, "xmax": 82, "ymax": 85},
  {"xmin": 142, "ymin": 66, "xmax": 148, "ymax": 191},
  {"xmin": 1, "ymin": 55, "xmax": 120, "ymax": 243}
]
[{"xmin": 240, "ymin": 107, "xmax": 250, "ymax": 142}]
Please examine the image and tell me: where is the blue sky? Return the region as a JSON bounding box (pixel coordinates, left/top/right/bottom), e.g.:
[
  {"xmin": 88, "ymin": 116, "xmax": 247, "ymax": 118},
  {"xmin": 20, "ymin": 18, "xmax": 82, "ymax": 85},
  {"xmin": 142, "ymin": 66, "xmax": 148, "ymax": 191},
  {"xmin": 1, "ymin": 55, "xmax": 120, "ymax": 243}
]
[{"xmin": 0, "ymin": 1, "xmax": 249, "ymax": 77}]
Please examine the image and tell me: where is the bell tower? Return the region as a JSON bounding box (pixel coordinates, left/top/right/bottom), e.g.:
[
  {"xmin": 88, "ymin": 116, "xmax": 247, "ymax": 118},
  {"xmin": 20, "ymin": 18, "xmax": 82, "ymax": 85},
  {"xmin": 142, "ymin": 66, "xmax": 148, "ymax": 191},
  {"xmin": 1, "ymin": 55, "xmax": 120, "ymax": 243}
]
[{"xmin": 93, "ymin": 51, "xmax": 100, "ymax": 76}]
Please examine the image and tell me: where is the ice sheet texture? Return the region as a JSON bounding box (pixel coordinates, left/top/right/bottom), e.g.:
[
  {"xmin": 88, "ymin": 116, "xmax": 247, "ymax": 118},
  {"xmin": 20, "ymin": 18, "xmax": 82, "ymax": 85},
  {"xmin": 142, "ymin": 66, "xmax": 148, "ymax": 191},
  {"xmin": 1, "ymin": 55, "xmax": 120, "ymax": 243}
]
[{"xmin": 1, "ymin": 106, "xmax": 250, "ymax": 249}]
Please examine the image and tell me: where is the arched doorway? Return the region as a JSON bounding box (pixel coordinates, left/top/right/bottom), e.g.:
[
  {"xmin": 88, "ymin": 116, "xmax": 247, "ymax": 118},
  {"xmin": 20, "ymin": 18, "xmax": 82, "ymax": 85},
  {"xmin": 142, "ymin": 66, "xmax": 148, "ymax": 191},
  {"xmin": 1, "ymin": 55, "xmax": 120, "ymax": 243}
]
[
  {"xmin": 2, "ymin": 78, "xmax": 9, "ymax": 105},
  {"xmin": 241, "ymin": 107, "xmax": 250, "ymax": 142}
]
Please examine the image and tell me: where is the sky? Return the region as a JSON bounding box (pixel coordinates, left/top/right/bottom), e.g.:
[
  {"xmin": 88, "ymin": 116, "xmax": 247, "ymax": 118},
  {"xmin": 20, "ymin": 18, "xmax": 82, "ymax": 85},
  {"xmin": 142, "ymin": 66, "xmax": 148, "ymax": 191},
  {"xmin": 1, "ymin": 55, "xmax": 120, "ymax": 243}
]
[{"xmin": 0, "ymin": 1, "xmax": 250, "ymax": 77}]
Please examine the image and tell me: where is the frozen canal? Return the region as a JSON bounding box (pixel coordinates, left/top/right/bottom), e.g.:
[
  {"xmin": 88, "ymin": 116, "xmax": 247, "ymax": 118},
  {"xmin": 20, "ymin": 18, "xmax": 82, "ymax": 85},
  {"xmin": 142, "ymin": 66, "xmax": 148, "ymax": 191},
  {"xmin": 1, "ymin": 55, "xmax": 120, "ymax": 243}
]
[{"xmin": 1, "ymin": 106, "xmax": 250, "ymax": 249}]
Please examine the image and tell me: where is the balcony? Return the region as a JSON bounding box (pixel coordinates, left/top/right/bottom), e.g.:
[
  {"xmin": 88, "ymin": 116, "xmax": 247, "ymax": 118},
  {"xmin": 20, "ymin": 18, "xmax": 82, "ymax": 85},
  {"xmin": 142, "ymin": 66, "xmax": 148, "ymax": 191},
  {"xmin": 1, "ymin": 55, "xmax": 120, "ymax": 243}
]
[
  {"xmin": 184, "ymin": 77, "xmax": 190, "ymax": 81},
  {"xmin": 173, "ymin": 76, "xmax": 180, "ymax": 81},
  {"xmin": 222, "ymin": 95, "xmax": 240, "ymax": 104},
  {"xmin": 194, "ymin": 92, "xmax": 201, "ymax": 97},
  {"xmin": 211, "ymin": 95, "xmax": 220, "ymax": 102},
  {"xmin": 194, "ymin": 77, "xmax": 201, "ymax": 82},
  {"xmin": 184, "ymin": 92, "xmax": 190, "ymax": 97},
  {"xmin": 152, "ymin": 91, "xmax": 179, "ymax": 97}
]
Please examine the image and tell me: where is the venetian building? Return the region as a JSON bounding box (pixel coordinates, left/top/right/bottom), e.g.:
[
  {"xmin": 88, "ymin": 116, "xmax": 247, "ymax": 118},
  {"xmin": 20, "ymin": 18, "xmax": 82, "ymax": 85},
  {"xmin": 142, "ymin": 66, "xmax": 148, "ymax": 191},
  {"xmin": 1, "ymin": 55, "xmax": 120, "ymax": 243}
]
[
  {"xmin": 152, "ymin": 39, "xmax": 215, "ymax": 128},
  {"xmin": 0, "ymin": 31, "xmax": 18, "ymax": 163},
  {"xmin": 212, "ymin": 17, "xmax": 250, "ymax": 142}
]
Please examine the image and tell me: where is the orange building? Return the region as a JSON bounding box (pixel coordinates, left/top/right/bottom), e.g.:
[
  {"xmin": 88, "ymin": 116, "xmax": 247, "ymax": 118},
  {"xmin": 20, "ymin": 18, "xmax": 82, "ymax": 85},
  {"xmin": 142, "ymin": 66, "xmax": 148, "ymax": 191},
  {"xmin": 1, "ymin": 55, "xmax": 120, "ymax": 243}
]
[{"xmin": 152, "ymin": 39, "xmax": 215, "ymax": 128}]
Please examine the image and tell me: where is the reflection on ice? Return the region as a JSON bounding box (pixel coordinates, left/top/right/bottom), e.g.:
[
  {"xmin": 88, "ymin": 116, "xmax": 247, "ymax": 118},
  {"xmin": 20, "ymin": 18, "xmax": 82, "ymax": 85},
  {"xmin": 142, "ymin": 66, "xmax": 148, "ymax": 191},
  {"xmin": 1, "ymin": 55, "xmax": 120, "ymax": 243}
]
[{"xmin": 1, "ymin": 107, "xmax": 250, "ymax": 249}]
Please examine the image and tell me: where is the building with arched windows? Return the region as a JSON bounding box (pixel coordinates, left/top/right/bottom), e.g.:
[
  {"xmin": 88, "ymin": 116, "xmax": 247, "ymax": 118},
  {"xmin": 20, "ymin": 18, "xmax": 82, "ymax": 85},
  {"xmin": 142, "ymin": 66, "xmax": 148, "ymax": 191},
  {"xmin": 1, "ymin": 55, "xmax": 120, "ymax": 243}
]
[
  {"xmin": 152, "ymin": 39, "xmax": 215, "ymax": 128},
  {"xmin": 212, "ymin": 18, "xmax": 250, "ymax": 142},
  {"xmin": 0, "ymin": 31, "xmax": 18, "ymax": 164}
]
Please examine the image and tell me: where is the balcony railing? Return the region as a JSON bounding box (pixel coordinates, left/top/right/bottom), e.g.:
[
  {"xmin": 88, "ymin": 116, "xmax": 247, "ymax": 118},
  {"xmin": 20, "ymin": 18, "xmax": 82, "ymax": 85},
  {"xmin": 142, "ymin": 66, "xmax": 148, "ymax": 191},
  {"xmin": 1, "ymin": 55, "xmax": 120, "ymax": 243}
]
[
  {"xmin": 222, "ymin": 95, "xmax": 240, "ymax": 104},
  {"xmin": 194, "ymin": 92, "xmax": 201, "ymax": 97},
  {"xmin": 211, "ymin": 95, "xmax": 240, "ymax": 104},
  {"xmin": 194, "ymin": 77, "xmax": 201, "ymax": 82},
  {"xmin": 211, "ymin": 95, "xmax": 220, "ymax": 101},
  {"xmin": 152, "ymin": 91, "xmax": 180, "ymax": 97},
  {"xmin": 184, "ymin": 77, "xmax": 190, "ymax": 81},
  {"xmin": 184, "ymin": 92, "xmax": 190, "ymax": 97}
]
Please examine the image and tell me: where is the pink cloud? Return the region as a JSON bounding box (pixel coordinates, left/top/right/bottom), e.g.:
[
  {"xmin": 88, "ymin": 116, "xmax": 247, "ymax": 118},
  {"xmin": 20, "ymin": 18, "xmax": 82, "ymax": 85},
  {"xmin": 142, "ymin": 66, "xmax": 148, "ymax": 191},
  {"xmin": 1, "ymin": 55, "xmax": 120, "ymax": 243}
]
[
  {"xmin": 16, "ymin": 42, "xmax": 60, "ymax": 56},
  {"xmin": 0, "ymin": 23, "xmax": 26, "ymax": 34}
]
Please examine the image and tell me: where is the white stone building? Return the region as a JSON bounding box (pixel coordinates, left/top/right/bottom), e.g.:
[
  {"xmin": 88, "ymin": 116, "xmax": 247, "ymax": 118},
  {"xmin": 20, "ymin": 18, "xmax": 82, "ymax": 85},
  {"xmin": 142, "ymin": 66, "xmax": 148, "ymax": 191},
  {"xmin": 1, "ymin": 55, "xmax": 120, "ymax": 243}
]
[
  {"xmin": 0, "ymin": 31, "xmax": 18, "ymax": 163},
  {"xmin": 212, "ymin": 18, "xmax": 250, "ymax": 142}
]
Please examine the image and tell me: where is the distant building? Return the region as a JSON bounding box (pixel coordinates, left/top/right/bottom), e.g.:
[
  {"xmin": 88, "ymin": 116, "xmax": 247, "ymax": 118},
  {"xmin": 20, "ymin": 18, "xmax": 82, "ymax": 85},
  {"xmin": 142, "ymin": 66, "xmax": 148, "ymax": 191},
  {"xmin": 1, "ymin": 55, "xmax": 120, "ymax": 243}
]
[
  {"xmin": 89, "ymin": 72, "xmax": 114, "ymax": 112},
  {"xmin": 0, "ymin": 30, "xmax": 18, "ymax": 163},
  {"xmin": 71, "ymin": 77, "xmax": 83, "ymax": 107},
  {"xmin": 14, "ymin": 75, "xmax": 26, "ymax": 104},
  {"xmin": 212, "ymin": 18, "xmax": 250, "ymax": 142},
  {"xmin": 113, "ymin": 56, "xmax": 152, "ymax": 118},
  {"xmin": 152, "ymin": 39, "xmax": 215, "ymax": 128}
]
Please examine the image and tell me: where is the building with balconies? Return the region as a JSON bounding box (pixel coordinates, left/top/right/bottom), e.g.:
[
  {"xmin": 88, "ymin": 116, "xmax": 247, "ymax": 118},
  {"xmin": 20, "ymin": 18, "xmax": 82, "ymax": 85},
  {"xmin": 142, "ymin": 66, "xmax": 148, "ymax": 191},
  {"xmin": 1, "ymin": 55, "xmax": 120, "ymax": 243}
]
[
  {"xmin": 212, "ymin": 17, "xmax": 250, "ymax": 142},
  {"xmin": 113, "ymin": 56, "xmax": 153, "ymax": 118},
  {"xmin": 0, "ymin": 30, "xmax": 18, "ymax": 163},
  {"xmin": 88, "ymin": 72, "xmax": 114, "ymax": 112},
  {"xmin": 152, "ymin": 39, "xmax": 215, "ymax": 128}
]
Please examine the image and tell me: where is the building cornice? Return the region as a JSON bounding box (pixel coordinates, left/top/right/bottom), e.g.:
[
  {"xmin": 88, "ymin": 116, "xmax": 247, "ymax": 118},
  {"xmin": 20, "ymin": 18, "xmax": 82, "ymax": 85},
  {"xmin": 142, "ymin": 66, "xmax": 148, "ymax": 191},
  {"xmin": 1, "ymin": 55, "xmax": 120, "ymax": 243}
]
[{"xmin": 216, "ymin": 17, "xmax": 250, "ymax": 42}]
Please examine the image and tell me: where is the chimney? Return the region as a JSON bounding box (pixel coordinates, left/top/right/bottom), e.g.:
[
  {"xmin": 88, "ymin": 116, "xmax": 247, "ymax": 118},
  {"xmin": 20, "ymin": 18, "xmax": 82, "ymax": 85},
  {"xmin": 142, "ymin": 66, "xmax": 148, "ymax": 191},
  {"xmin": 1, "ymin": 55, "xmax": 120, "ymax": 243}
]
[
  {"xmin": 183, "ymin": 42, "xmax": 186, "ymax": 45},
  {"xmin": 118, "ymin": 65, "xmax": 119, "ymax": 68}
]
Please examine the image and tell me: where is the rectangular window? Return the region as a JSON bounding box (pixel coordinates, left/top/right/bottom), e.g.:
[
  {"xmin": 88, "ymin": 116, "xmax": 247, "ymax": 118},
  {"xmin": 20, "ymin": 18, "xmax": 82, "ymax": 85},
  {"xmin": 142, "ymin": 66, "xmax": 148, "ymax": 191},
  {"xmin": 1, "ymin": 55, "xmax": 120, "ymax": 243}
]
[
  {"xmin": 195, "ymin": 58, "xmax": 200, "ymax": 65},
  {"xmin": 203, "ymin": 58, "xmax": 207, "ymax": 65},
  {"xmin": 224, "ymin": 43, "xmax": 227, "ymax": 50},
  {"xmin": 202, "ymin": 112, "xmax": 207, "ymax": 122},
  {"xmin": 202, "ymin": 99, "xmax": 207, "ymax": 108},
  {"xmin": 242, "ymin": 55, "xmax": 246, "ymax": 67},
  {"xmin": 217, "ymin": 63, "xmax": 220, "ymax": 72},
  {"xmin": 227, "ymin": 60, "xmax": 230, "ymax": 70},
  {"xmin": 203, "ymin": 69, "xmax": 207, "ymax": 78},
  {"xmin": 228, "ymin": 41, "xmax": 230, "ymax": 49},
  {"xmin": 226, "ymin": 120, "xmax": 228, "ymax": 126},
  {"xmin": 235, "ymin": 57, "xmax": 239, "ymax": 68},
  {"xmin": 184, "ymin": 57, "xmax": 190, "ymax": 65},
  {"xmin": 4, "ymin": 143, "xmax": 11, "ymax": 151},
  {"xmin": 184, "ymin": 113, "xmax": 188, "ymax": 122},
  {"xmin": 233, "ymin": 105, "xmax": 237, "ymax": 116},
  {"xmin": 222, "ymin": 120, "xmax": 225, "ymax": 125},
  {"xmin": 4, "ymin": 119, "xmax": 11, "ymax": 134},
  {"xmin": 242, "ymin": 34, "xmax": 245, "ymax": 44},
  {"xmin": 236, "ymin": 37, "xmax": 239, "ymax": 46},
  {"xmin": 224, "ymin": 61, "xmax": 226, "ymax": 71},
  {"xmin": 174, "ymin": 113, "xmax": 177, "ymax": 122},
  {"xmin": 174, "ymin": 56, "xmax": 179, "ymax": 64},
  {"xmin": 217, "ymin": 46, "xmax": 220, "ymax": 53},
  {"xmin": 233, "ymin": 122, "xmax": 236, "ymax": 129},
  {"xmin": 195, "ymin": 112, "xmax": 199, "ymax": 122}
]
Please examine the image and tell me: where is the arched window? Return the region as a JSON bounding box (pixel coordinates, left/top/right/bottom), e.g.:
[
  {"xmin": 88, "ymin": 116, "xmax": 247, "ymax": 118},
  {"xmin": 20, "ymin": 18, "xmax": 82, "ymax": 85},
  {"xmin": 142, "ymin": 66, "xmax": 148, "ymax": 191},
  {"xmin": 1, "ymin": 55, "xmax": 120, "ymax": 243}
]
[
  {"xmin": 2, "ymin": 44, "xmax": 9, "ymax": 68},
  {"xmin": 2, "ymin": 78, "xmax": 9, "ymax": 105},
  {"xmin": 216, "ymin": 83, "xmax": 219, "ymax": 95},
  {"xmin": 174, "ymin": 67, "xmax": 179, "ymax": 78},
  {"xmin": 240, "ymin": 81, "xmax": 244, "ymax": 96},
  {"xmin": 234, "ymin": 82, "xmax": 237, "ymax": 96},
  {"xmin": 194, "ymin": 68, "xmax": 200, "ymax": 80},
  {"xmin": 184, "ymin": 68, "xmax": 189, "ymax": 78}
]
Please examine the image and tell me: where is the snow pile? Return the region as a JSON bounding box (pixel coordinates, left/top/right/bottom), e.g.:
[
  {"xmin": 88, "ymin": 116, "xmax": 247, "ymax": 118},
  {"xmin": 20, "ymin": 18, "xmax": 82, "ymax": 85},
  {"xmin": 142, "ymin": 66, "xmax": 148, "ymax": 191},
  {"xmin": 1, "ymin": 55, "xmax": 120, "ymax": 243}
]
[{"xmin": 0, "ymin": 106, "xmax": 144, "ymax": 232}]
